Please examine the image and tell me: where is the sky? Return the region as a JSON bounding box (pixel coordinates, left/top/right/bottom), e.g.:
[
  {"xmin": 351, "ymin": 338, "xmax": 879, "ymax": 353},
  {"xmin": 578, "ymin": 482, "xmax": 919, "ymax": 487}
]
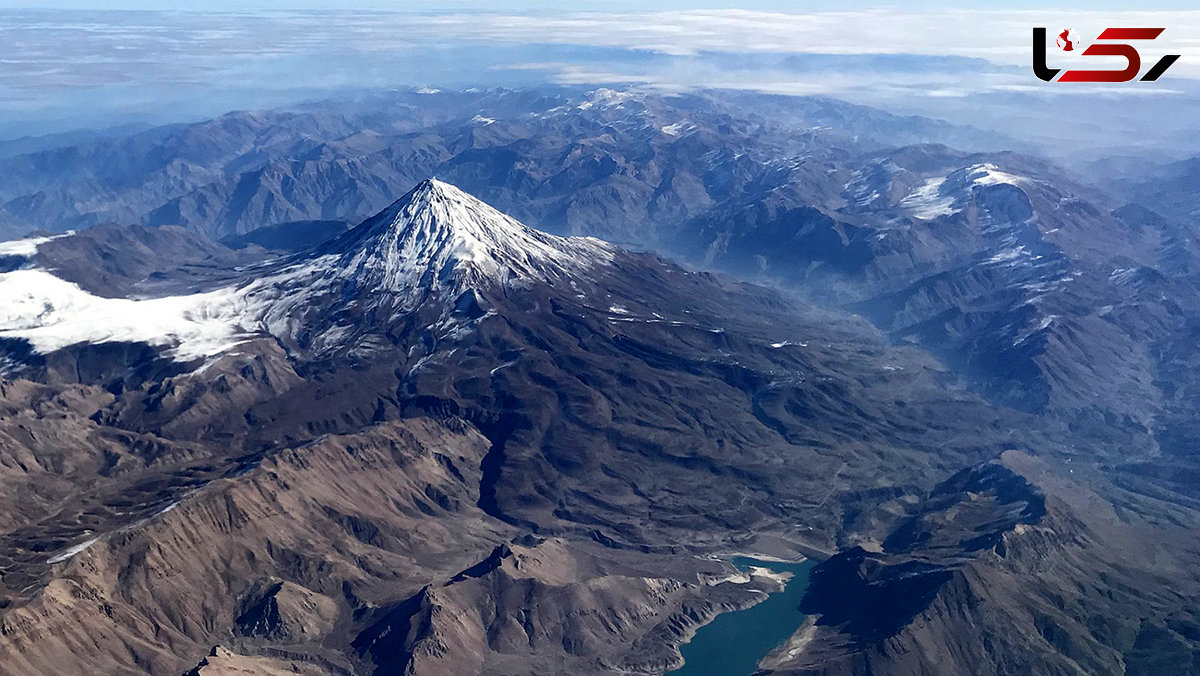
[
  {"xmin": 2, "ymin": 1, "xmax": 1199, "ymax": 9},
  {"xmin": 0, "ymin": 3, "xmax": 1195, "ymax": 157}
]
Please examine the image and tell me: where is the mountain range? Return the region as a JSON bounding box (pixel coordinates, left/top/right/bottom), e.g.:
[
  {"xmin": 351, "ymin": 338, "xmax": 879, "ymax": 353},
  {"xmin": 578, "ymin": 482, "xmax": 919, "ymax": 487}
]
[
  {"xmin": 3, "ymin": 88, "xmax": 1195, "ymax": 432},
  {"xmin": 0, "ymin": 88, "xmax": 1198, "ymax": 675}
]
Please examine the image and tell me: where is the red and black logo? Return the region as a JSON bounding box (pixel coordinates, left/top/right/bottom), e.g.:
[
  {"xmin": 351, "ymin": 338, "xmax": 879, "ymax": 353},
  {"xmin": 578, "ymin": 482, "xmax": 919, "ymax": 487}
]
[{"xmin": 1033, "ymin": 27, "xmax": 1181, "ymax": 83}]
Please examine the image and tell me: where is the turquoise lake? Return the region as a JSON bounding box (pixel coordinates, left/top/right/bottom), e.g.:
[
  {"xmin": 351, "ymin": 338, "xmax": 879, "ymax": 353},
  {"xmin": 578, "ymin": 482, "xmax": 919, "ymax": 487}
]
[{"xmin": 668, "ymin": 556, "xmax": 815, "ymax": 676}]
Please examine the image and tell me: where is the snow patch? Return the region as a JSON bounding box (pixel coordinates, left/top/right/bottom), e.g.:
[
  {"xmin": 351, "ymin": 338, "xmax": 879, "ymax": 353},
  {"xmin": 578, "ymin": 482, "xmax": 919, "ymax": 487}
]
[
  {"xmin": 47, "ymin": 536, "xmax": 99, "ymax": 564},
  {"xmin": 661, "ymin": 121, "xmax": 693, "ymax": 136},
  {"xmin": 1109, "ymin": 267, "xmax": 1140, "ymax": 284},
  {"xmin": 0, "ymin": 269, "xmax": 249, "ymax": 360},
  {"xmin": 843, "ymin": 161, "xmax": 902, "ymax": 208},
  {"xmin": 489, "ymin": 360, "xmax": 518, "ymax": 376},
  {"xmin": 899, "ymin": 177, "xmax": 957, "ymax": 219},
  {"xmin": 0, "ymin": 232, "xmax": 71, "ymax": 257},
  {"xmin": 986, "ymin": 246, "xmax": 1027, "ymax": 265},
  {"xmin": 578, "ymin": 88, "xmax": 633, "ymax": 110},
  {"xmin": 1014, "ymin": 313, "xmax": 1059, "ymax": 345},
  {"xmin": 968, "ymin": 163, "xmax": 1027, "ymax": 187}
]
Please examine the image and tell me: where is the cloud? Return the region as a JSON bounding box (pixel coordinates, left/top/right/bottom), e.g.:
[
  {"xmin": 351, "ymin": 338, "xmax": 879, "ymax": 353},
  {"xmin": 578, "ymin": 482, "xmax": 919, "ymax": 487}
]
[
  {"xmin": 1, "ymin": 8, "xmax": 1194, "ymax": 96},
  {"xmin": 0, "ymin": 6, "xmax": 1197, "ymax": 149},
  {"xmin": 404, "ymin": 9, "xmax": 1200, "ymax": 77}
]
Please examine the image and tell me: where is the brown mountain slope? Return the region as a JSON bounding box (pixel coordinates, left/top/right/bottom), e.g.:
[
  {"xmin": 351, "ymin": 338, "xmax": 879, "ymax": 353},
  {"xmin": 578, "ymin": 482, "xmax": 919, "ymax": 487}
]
[
  {"xmin": 0, "ymin": 417, "xmax": 777, "ymax": 676},
  {"xmin": 764, "ymin": 451, "xmax": 1200, "ymax": 676}
]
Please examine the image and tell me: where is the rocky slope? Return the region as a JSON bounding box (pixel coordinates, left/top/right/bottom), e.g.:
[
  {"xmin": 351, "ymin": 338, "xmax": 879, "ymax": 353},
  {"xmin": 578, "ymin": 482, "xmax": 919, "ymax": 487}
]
[
  {"xmin": 679, "ymin": 143, "xmax": 1199, "ymax": 440},
  {"xmin": 768, "ymin": 451, "xmax": 1200, "ymax": 675}
]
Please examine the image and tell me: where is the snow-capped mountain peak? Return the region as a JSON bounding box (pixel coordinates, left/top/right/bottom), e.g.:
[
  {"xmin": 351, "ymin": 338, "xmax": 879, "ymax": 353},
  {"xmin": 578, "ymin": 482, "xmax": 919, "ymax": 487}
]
[
  {"xmin": 243, "ymin": 178, "xmax": 616, "ymax": 354},
  {"xmin": 324, "ymin": 178, "xmax": 613, "ymax": 292}
]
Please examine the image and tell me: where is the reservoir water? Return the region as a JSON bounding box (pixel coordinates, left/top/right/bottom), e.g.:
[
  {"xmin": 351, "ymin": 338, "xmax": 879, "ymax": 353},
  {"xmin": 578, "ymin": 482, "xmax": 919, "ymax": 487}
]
[{"xmin": 668, "ymin": 556, "xmax": 815, "ymax": 676}]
